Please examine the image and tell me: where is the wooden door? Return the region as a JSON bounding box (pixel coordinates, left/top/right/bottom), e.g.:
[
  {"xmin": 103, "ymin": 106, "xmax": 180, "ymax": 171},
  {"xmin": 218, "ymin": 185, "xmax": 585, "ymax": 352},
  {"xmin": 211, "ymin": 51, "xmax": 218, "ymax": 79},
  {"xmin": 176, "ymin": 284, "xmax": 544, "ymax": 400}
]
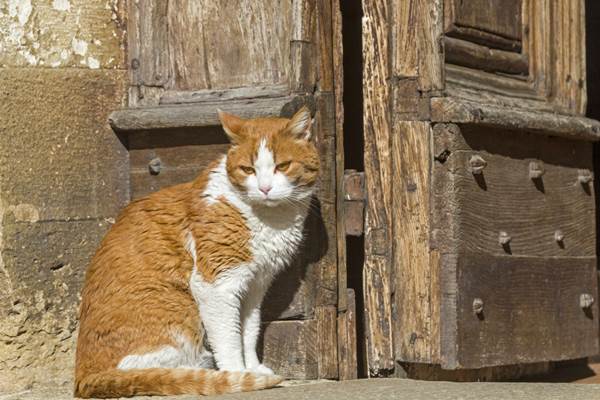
[
  {"xmin": 362, "ymin": 0, "xmax": 599, "ymax": 376},
  {"xmin": 108, "ymin": 0, "xmax": 352, "ymax": 380}
]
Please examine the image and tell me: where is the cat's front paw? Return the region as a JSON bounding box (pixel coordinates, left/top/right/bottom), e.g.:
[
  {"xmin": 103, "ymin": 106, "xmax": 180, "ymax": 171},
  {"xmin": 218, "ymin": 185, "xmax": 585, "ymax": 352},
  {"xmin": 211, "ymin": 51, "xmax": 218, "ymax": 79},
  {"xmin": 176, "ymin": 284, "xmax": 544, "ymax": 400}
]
[{"xmin": 248, "ymin": 364, "xmax": 275, "ymax": 375}]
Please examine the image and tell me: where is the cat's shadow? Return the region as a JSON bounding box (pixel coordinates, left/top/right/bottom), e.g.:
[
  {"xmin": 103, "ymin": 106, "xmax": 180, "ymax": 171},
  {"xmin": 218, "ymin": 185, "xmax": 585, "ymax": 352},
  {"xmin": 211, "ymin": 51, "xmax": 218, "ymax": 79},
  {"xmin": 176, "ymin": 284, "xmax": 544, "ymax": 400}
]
[{"xmin": 260, "ymin": 196, "xmax": 329, "ymax": 322}]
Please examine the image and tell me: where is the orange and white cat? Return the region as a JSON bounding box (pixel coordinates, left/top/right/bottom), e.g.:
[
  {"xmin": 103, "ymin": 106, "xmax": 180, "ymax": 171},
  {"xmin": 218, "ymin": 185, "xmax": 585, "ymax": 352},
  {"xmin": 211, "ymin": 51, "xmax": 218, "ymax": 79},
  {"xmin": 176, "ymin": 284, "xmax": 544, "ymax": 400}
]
[{"xmin": 74, "ymin": 107, "xmax": 319, "ymax": 397}]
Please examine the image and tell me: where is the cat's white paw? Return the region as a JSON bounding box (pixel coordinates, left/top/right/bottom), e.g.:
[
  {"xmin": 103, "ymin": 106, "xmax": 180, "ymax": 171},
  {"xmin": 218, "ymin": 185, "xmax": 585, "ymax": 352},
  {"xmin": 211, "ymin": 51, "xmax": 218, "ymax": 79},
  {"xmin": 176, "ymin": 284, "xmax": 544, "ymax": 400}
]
[{"xmin": 248, "ymin": 364, "xmax": 275, "ymax": 375}]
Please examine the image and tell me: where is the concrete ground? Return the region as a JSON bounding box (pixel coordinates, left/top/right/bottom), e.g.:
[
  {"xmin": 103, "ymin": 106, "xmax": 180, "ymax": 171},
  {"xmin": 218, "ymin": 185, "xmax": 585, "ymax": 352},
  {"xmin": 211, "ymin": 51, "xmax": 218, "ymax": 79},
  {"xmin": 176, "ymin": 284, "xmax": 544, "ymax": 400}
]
[{"xmin": 3, "ymin": 378, "xmax": 600, "ymax": 400}]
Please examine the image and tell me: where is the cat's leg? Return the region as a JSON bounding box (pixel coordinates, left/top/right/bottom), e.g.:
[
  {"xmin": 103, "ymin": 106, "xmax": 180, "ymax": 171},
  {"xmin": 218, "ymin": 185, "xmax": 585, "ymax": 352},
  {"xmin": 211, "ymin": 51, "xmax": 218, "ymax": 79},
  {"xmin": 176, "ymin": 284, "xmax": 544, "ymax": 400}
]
[
  {"xmin": 194, "ymin": 282, "xmax": 246, "ymax": 372},
  {"xmin": 242, "ymin": 280, "xmax": 274, "ymax": 375}
]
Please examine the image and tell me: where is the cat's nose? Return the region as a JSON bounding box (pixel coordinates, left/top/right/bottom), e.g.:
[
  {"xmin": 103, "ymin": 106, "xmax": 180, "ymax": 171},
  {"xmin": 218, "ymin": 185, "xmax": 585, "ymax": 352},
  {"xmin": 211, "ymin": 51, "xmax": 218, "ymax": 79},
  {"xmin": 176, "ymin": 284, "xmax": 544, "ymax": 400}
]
[{"xmin": 259, "ymin": 185, "xmax": 272, "ymax": 195}]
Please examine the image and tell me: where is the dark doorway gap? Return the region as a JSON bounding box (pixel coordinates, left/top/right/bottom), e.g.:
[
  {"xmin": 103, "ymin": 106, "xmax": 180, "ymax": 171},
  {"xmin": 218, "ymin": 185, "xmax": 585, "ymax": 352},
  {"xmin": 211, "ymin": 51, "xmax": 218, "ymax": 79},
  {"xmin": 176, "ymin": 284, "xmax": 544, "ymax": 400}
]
[{"xmin": 341, "ymin": 0, "xmax": 367, "ymax": 378}]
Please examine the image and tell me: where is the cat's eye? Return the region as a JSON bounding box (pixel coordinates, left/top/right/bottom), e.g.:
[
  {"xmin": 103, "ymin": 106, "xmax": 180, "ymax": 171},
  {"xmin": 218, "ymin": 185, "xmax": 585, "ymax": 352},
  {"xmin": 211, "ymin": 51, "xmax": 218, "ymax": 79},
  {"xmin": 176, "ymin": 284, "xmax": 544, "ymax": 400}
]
[
  {"xmin": 240, "ymin": 165, "xmax": 255, "ymax": 174},
  {"xmin": 275, "ymin": 161, "xmax": 291, "ymax": 172}
]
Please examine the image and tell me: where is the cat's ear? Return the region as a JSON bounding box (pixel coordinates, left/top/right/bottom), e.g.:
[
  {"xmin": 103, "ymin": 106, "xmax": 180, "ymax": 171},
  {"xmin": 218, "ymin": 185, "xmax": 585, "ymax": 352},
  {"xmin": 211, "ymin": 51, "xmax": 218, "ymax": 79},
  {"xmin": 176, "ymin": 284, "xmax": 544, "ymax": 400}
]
[
  {"xmin": 285, "ymin": 106, "xmax": 313, "ymax": 141},
  {"xmin": 217, "ymin": 109, "xmax": 246, "ymax": 144}
]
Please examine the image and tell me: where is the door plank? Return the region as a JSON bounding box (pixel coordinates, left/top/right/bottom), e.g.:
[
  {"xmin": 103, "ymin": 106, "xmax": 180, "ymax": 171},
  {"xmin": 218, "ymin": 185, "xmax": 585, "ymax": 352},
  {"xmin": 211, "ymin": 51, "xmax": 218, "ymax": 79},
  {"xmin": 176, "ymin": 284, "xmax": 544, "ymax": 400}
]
[
  {"xmin": 438, "ymin": 124, "xmax": 595, "ymax": 258},
  {"xmin": 444, "ymin": 37, "xmax": 528, "ymax": 75},
  {"xmin": 260, "ymin": 320, "xmax": 318, "ymax": 378},
  {"xmin": 443, "ymin": 253, "xmax": 599, "ymax": 369},
  {"xmin": 392, "ymin": 122, "xmax": 438, "ymax": 363},
  {"xmin": 362, "ymin": 0, "xmax": 395, "ymax": 376},
  {"xmin": 445, "ymin": 0, "xmax": 523, "ymax": 41},
  {"xmin": 338, "ymin": 289, "xmax": 358, "ymax": 380},
  {"xmin": 167, "ymin": 0, "xmax": 292, "ymax": 91},
  {"xmin": 393, "ymin": 0, "xmax": 444, "ymax": 91}
]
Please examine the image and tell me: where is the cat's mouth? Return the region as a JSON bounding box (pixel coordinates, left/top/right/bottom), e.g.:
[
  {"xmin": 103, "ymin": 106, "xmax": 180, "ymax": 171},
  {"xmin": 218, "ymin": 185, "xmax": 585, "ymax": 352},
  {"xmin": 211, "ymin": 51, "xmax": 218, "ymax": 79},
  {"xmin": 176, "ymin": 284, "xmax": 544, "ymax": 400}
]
[
  {"xmin": 262, "ymin": 199, "xmax": 280, "ymax": 207},
  {"xmin": 249, "ymin": 196, "xmax": 285, "ymax": 208}
]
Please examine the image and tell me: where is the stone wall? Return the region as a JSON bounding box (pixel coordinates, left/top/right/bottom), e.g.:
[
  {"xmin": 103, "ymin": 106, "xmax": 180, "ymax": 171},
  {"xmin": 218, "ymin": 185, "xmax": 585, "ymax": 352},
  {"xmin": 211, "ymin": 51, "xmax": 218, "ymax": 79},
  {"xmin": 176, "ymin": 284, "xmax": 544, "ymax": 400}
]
[{"xmin": 0, "ymin": 0, "xmax": 128, "ymax": 392}]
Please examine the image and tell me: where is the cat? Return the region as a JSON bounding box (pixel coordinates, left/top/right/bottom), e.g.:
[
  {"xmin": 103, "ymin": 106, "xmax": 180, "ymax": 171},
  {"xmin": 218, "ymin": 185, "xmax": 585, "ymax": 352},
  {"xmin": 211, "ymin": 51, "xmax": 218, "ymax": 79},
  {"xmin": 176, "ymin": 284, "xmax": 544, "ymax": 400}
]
[{"xmin": 74, "ymin": 107, "xmax": 320, "ymax": 398}]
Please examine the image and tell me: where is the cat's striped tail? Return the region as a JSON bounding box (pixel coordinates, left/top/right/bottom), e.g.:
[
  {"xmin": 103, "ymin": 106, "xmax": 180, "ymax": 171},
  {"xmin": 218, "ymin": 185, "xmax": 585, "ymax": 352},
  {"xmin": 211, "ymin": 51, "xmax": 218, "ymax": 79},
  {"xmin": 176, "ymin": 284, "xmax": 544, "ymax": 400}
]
[{"xmin": 75, "ymin": 368, "xmax": 283, "ymax": 398}]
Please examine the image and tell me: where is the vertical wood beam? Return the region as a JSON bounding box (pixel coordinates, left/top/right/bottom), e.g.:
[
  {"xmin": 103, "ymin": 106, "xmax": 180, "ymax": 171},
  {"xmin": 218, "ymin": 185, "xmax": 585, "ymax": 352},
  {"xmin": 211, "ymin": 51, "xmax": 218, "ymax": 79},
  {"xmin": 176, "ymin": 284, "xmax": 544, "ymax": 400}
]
[
  {"xmin": 392, "ymin": 122, "xmax": 439, "ymax": 363},
  {"xmin": 338, "ymin": 289, "xmax": 358, "ymax": 380},
  {"xmin": 316, "ymin": 306, "xmax": 339, "ymax": 378},
  {"xmin": 332, "ymin": 0, "xmax": 347, "ymax": 312},
  {"xmin": 551, "ymin": 0, "xmax": 587, "ymax": 114},
  {"xmin": 362, "ymin": 0, "xmax": 395, "ymax": 376},
  {"xmin": 389, "ymin": 0, "xmax": 445, "ymax": 367},
  {"xmin": 291, "ymin": 0, "xmax": 317, "ymax": 93},
  {"xmin": 392, "ymin": 0, "xmax": 444, "ymax": 91}
]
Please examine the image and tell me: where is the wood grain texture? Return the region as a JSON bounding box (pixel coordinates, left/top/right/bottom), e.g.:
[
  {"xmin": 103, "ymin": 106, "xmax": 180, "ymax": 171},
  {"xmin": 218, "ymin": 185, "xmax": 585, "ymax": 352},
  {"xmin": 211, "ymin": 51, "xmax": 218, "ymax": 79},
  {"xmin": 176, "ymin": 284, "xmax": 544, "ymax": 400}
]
[
  {"xmin": 435, "ymin": 124, "xmax": 596, "ymax": 258},
  {"xmin": 362, "ymin": 0, "xmax": 395, "ymax": 376},
  {"xmin": 160, "ymin": 85, "xmax": 290, "ymax": 105},
  {"xmin": 444, "ymin": 37, "xmax": 528, "ymax": 75},
  {"xmin": 292, "ymin": 0, "xmax": 316, "ymax": 41},
  {"xmin": 260, "ymin": 320, "xmax": 318, "ymax": 379},
  {"xmin": 444, "ymin": 64, "xmax": 542, "ymax": 104},
  {"xmin": 551, "ymin": 0, "xmax": 587, "ymax": 114},
  {"xmin": 333, "ymin": 0, "xmax": 347, "ymax": 312},
  {"xmin": 291, "ymin": 0, "xmax": 317, "ymax": 93},
  {"xmin": 444, "ymin": 254, "xmax": 599, "ymax": 369},
  {"xmin": 110, "ymin": 96, "xmax": 299, "ymax": 132},
  {"xmin": 391, "ymin": 79, "xmax": 428, "ymax": 121},
  {"xmin": 393, "ymin": 0, "xmax": 444, "ymax": 91},
  {"xmin": 445, "ymin": 0, "xmax": 522, "ymax": 40},
  {"xmin": 166, "ymin": 0, "xmax": 292, "ymax": 91},
  {"xmin": 445, "ymin": 25, "xmax": 522, "ymax": 52},
  {"xmin": 312, "ymin": 92, "xmax": 338, "ymax": 308},
  {"xmin": 433, "ymin": 123, "xmax": 598, "ymax": 369},
  {"xmin": 126, "ymin": 0, "xmax": 167, "ymax": 106},
  {"xmin": 443, "ymin": 1, "xmax": 587, "ymax": 116},
  {"xmin": 392, "ymin": 122, "xmax": 437, "ymax": 363},
  {"xmin": 431, "ymin": 97, "xmax": 600, "ymax": 141},
  {"xmin": 316, "ymin": 306, "xmax": 339, "ymax": 379},
  {"xmin": 338, "ymin": 289, "xmax": 358, "ymax": 380},
  {"xmin": 130, "ymin": 0, "xmax": 170, "ymax": 88},
  {"xmin": 316, "ymin": 0, "xmax": 334, "ymax": 92}
]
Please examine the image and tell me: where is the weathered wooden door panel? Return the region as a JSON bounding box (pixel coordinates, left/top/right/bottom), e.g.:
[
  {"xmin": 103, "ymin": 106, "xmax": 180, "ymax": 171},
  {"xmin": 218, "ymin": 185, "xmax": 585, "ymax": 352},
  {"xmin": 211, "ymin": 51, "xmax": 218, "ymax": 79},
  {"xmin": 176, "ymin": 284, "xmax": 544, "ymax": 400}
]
[
  {"xmin": 110, "ymin": 0, "xmax": 344, "ymax": 379},
  {"xmin": 166, "ymin": 1, "xmax": 293, "ymax": 91},
  {"xmin": 445, "ymin": 0, "xmax": 523, "ymax": 42},
  {"xmin": 366, "ymin": 0, "xmax": 598, "ymax": 379},
  {"xmin": 444, "ymin": 0, "xmax": 586, "ymax": 115},
  {"xmin": 443, "ymin": 254, "xmax": 599, "ymax": 369},
  {"xmin": 434, "ymin": 123, "xmax": 598, "ymax": 369},
  {"xmin": 128, "ymin": 0, "xmax": 313, "ymax": 106},
  {"xmin": 444, "ymin": 125, "xmax": 595, "ymax": 257}
]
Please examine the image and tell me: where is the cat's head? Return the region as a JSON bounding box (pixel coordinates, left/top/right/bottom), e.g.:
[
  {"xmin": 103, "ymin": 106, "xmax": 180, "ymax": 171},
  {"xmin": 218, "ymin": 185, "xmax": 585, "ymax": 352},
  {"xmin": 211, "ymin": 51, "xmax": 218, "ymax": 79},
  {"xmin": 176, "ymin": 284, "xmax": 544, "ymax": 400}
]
[{"xmin": 218, "ymin": 107, "xmax": 320, "ymax": 207}]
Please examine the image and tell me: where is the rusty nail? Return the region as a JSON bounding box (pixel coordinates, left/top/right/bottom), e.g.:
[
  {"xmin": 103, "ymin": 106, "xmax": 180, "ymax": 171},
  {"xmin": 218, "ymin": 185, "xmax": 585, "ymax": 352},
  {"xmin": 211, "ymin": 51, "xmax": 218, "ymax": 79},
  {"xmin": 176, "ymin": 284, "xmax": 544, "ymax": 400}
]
[
  {"xmin": 148, "ymin": 157, "xmax": 162, "ymax": 175},
  {"xmin": 554, "ymin": 229, "xmax": 565, "ymax": 243},
  {"xmin": 473, "ymin": 298, "xmax": 484, "ymax": 315},
  {"xmin": 580, "ymin": 293, "xmax": 594, "ymax": 309},
  {"xmin": 498, "ymin": 231, "xmax": 511, "ymax": 245},
  {"xmin": 578, "ymin": 169, "xmax": 593, "ymax": 185},
  {"xmin": 528, "ymin": 161, "xmax": 545, "ymax": 179},
  {"xmin": 155, "ymin": 73, "xmax": 163, "ymax": 82},
  {"xmin": 469, "ymin": 155, "xmax": 487, "ymax": 174},
  {"xmin": 131, "ymin": 58, "xmax": 140, "ymax": 70}
]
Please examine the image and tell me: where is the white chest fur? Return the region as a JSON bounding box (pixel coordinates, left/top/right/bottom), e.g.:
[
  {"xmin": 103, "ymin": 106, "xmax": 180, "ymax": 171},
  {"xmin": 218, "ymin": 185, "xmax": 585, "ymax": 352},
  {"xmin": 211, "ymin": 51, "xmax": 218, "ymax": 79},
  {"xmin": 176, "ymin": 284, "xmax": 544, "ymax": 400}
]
[
  {"xmin": 185, "ymin": 157, "xmax": 310, "ymax": 372},
  {"xmin": 201, "ymin": 156, "xmax": 308, "ymax": 281}
]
